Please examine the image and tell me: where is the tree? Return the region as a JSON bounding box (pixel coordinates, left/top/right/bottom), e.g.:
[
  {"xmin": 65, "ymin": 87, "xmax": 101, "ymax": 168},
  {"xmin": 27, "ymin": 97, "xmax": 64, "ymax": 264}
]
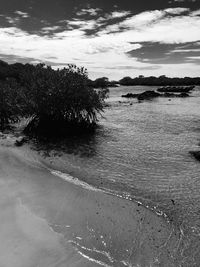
[
  {"xmin": 20, "ymin": 64, "xmax": 108, "ymax": 135},
  {"xmin": 92, "ymin": 77, "xmax": 109, "ymax": 88},
  {"xmin": 0, "ymin": 61, "xmax": 109, "ymax": 135},
  {"xmin": 0, "ymin": 79, "xmax": 24, "ymax": 130},
  {"xmin": 119, "ymin": 76, "xmax": 133, "ymax": 85}
]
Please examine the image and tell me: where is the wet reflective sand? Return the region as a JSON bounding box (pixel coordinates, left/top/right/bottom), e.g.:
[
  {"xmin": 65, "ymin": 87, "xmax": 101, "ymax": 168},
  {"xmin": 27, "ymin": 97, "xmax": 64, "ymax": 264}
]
[{"xmin": 0, "ymin": 139, "xmax": 179, "ymax": 267}]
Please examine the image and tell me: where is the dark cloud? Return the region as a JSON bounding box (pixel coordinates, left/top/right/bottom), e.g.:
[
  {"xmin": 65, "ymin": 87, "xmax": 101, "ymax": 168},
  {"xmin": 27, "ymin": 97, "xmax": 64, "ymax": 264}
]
[
  {"xmin": 0, "ymin": 0, "xmax": 200, "ymax": 78},
  {"xmin": 106, "ymin": 65, "xmax": 161, "ymax": 70},
  {"xmin": 0, "ymin": 0, "xmax": 199, "ymax": 35},
  {"xmin": 127, "ymin": 41, "xmax": 200, "ymax": 65},
  {"xmin": 0, "ymin": 54, "xmax": 94, "ymax": 66},
  {"xmin": 0, "ymin": 54, "xmax": 66, "ymax": 66}
]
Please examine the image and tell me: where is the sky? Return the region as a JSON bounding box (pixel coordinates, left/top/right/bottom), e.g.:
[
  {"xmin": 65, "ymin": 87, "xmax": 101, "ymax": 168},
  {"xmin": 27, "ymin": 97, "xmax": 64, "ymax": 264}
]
[{"xmin": 0, "ymin": 0, "xmax": 200, "ymax": 80}]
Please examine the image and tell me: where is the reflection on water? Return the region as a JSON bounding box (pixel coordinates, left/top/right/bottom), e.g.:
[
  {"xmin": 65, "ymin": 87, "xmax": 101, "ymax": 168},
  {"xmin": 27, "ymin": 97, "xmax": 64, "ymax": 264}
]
[{"xmin": 32, "ymin": 86, "xmax": 200, "ymax": 266}]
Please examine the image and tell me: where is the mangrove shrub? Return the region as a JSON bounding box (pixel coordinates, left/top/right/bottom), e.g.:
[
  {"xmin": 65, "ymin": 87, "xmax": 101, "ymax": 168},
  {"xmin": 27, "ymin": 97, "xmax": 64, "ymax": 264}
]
[{"xmin": 0, "ymin": 61, "xmax": 109, "ymax": 135}]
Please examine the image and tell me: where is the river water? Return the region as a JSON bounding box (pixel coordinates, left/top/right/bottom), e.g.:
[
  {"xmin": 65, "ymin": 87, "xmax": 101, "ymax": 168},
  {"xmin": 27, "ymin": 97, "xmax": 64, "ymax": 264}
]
[{"xmin": 33, "ymin": 86, "xmax": 200, "ymax": 266}]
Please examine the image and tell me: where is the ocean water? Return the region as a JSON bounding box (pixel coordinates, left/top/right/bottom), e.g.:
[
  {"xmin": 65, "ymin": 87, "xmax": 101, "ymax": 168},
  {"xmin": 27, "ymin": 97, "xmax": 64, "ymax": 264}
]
[{"xmin": 33, "ymin": 86, "xmax": 200, "ymax": 266}]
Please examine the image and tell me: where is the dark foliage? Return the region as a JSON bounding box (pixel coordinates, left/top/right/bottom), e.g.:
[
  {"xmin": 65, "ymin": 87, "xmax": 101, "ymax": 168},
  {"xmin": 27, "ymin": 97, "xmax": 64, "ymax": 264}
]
[
  {"xmin": 88, "ymin": 77, "xmax": 119, "ymax": 88},
  {"xmin": 0, "ymin": 61, "xmax": 109, "ymax": 135},
  {"xmin": 190, "ymin": 151, "xmax": 200, "ymax": 162},
  {"xmin": 121, "ymin": 90, "xmax": 191, "ymax": 100},
  {"xmin": 119, "ymin": 75, "xmax": 200, "ymax": 86},
  {"xmin": 0, "ymin": 79, "xmax": 25, "ymax": 129}
]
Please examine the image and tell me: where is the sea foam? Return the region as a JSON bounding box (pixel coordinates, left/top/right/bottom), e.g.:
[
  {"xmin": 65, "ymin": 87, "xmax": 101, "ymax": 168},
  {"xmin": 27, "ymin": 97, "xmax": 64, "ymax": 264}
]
[{"xmin": 51, "ymin": 170, "xmax": 101, "ymax": 192}]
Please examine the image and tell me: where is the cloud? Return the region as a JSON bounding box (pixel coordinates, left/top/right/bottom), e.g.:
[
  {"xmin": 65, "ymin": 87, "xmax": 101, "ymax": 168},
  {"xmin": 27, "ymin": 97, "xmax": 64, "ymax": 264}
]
[
  {"xmin": 99, "ymin": 7, "xmax": 190, "ymax": 34},
  {"xmin": 106, "ymin": 65, "xmax": 161, "ymax": 70},
  {"xmin": 56, "ymin": 10, "xmax": 132, "ymax": 37},
  {"xmin": 76, "ymin": 8, "xmax": 102, "ymax": 16},
  {"xmin": 105, "ymin": 10, "xmax": 131, "ymax": 19},
  {"xmin": 49, "ymin": 7, "xmax": 190, "ymax": 38},
  {"xmin": 191, "ymin": 9, "xmax": 200, "ymax": 16},
  {"xmin": 14, "ymin": 11, "xmax": 29, "ymax": 18},
  {"xmin": 0, "ymin": 11, "xmax": 30, "ymax": 27},
  {"xmin": 164, "ymin": 7, "xmax": 189, "ymax": 14},
  {"xmin": 0, "ymin": 7, "xmax": 200, "ymax": 79},
  {"xmin": 169, "ymin": 0, "xmax": 197, "ymax": 2},
  {"xmin": 127, "ymin": 41, "xmax": 200, "ymax": 64},
  {"xmin": 5, "ymin": 16, "xmax": 20, "ymax": 25}
]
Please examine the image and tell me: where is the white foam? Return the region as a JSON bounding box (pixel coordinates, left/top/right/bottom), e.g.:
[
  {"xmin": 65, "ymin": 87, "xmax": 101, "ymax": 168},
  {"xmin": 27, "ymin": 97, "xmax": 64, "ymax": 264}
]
[
  {"xmin": 77, "ymin": 250, "xmax": 112, "ymax": 267},
  {"xmin": 69, "ymin": 240, "xmax": 114, "ymax": 267},
  {"xmin": 51, "ymin": 170, "xmax": 101, "ymax": 192}
]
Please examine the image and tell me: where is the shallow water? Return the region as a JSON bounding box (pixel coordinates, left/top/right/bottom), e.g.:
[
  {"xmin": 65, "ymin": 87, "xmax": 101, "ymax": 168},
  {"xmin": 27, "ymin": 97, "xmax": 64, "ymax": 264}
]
[
  {"xmin": 33, "ymin": 86, "xmax": 200, "ymax": 266},
  {"xmin": 0, "ymin": 144, "xmax": 179, "ymax": 267}
]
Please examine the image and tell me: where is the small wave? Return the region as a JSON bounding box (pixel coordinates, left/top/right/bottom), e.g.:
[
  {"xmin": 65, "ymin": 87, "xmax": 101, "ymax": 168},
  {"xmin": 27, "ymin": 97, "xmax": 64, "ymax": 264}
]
[
  {"xmin": 50, "ymin": 168, "xmax": 172, "ymax": 228},
  {"xmin": 77, "ymin": 250, "xmax": 112, "ymax": 267},
  {"xmin": 51, "ymin": 170, "xmax": 101, "ymax": 192},
  {"xmin": 69, "ymin": 240, "xmax": 113, "ymax": 267}
]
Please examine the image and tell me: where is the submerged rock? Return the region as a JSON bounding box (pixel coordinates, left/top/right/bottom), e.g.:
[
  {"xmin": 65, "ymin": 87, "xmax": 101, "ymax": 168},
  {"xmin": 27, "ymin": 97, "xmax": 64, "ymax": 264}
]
[
  {"xmin": 121, "ymin": 93, "xmax": 139, "ymax": 98},
  {"xmin": 157, "ymin": 85, "xmax": 195, "ymax": 93},
  {"xmin": 137, "ymin": 90, "xmax": 160, "ymax": 100},
  {"xmin": 162, "ymin": 92, "xmax": 190, "ymax": 98},
  {"xmin": 179, "ymin": 92, "xmax": 190, "ymax": 97},
  {"xmin": 121, "ymin": 90, "xmax": 190, "ymax": 101},
  {"xmin": 121, "ymin": 91, "xmax": 160, "ymax": 100},
  {"xmin": 190, "ymin": 151, "xmax": 200, "ymax": 162},
  {"xmin": 15, "ymin": 136, "xmax": 28, "ymax": 147}
]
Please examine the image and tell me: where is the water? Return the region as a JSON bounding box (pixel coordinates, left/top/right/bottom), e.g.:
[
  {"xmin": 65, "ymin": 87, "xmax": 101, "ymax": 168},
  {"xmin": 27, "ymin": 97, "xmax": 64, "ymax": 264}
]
[{"xmin": 33, "ymin": 86, "xmax": 200, "ymax": 266}]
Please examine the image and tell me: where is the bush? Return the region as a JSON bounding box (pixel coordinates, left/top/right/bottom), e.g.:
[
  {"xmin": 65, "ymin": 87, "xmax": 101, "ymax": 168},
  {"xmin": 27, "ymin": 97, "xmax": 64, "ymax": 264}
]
[
  {"xmin": 0, "ymin": 79, "xmax": 24, "ymax": 130},
  {"xmin": 0, "ymin": 62, "xmax": 108, "ymax": 135},
  {"xmin": 25, "ymin": 65, "xmax": 107, "ymax": 133}
]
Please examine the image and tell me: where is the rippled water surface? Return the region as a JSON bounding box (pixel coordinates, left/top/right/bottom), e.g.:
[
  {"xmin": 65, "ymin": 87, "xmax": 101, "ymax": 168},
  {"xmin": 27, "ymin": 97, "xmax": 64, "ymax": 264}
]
[{"xmin": 34, "ymin": 86, "xmax": 200, "ymax": 265}]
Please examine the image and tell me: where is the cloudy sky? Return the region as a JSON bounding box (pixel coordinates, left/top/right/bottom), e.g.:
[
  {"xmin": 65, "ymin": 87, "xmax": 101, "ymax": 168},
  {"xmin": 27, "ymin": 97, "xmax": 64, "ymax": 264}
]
[{"xmin": 0, "ymin": 0, "xmax": 200, "ymax": 79}]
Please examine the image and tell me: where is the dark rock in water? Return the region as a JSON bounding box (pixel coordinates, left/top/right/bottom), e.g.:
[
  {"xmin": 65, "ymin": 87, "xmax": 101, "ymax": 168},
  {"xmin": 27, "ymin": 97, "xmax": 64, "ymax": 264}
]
[
  {"xmin": 121, "ymin": 91, "xmax": 160, "ymax": 100},
  {"xmin": 120, "ymin": 89, "xmax": 189, "ymax": 102},
  {"xmin": 137, "ymin": 91, "xmax": 160, "ymax": 100},
  {"xmin": 157, "ymin": 85, "xmax": 195, "ymax": 93},
  {"xmin": 163, "ymin": 92, "xmax": 176, "ymax": 98},
  {"xmin": 162, "ymin": 92, "xmax": 190, "ymax": 98},
  {"xmin": 121, "ymin": 93, "xmax": 139, "ymax": 98},
  {"xmin": 190, "ymin": 151, "xmax": 200, "ymax": 162},
  {"xmin": 179, "ymin": 92, "xmax": 190, "ymax": 97},
  {"xmin": 15, "ymin": 137, "xmax": 28, "ymax": 147},
  {"xmin": 171, "ymin": 199, "xmax": 175, "ymax": 205}
]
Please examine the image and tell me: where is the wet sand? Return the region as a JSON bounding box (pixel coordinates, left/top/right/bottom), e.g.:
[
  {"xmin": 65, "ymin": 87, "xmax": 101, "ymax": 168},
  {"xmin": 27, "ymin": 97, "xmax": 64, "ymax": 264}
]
[{"xmin": 0, "ymin": 136, "xmax": 180, "ymax": 267}]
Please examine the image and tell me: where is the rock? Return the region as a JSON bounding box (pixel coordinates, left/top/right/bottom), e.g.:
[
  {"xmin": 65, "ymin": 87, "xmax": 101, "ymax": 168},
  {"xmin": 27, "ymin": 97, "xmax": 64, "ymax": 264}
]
[
  {"xmin": 121, "ymin": 90, "xmax": 160, "ymax": 101},
  {"xmin": 121, "ymin": 93, "xmax": 139, "ymax": 98},
  {"xmin": 120, "ymin": 90, "xmax": 190, "ymax": 102},
  {"xmin": 190, "ymin": 151, "xmax": 200, "ymax": 162},
  {"xmin": 179, "ymin": 93, "xmax": 190, "ymax": 97},
  {"xmin": 137, "ymin": 91, "xmax": 160, "ymax": 100},
  {"xmin": 163, "ymin": 92, "xmax": 176, "ymax": 98},
  {"xmin": 15, "ymin": 136, "xmax": 28, "ymax": 147},
  {"xmin": 161, "ymin": 92, "xmax": 190, "ymax": 98},
  {"xmin": 171, "ymin": 199, "xmax": 175, "ymax": 205},
  {"xmin": 157, "ymin": 86, "xmax": 195, "ymax": 93}
]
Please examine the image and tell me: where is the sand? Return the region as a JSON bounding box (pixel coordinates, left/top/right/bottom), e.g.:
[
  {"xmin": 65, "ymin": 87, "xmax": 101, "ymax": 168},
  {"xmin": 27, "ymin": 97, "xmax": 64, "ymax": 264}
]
[{"xmin": 0, "ymin": 136, "xmax": 180, "ymax": 267}]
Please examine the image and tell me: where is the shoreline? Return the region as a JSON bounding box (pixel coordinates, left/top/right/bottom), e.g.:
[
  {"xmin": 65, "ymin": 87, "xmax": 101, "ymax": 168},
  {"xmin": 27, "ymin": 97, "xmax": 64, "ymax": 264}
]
[{"xmin": 0, "ymin": 135, "xmax": 180, "ymax": 266}]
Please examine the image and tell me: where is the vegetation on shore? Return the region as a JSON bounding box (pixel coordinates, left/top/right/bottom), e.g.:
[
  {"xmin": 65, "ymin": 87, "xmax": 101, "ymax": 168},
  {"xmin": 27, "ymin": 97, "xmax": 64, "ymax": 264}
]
[
  {"xmin": 88, "ymin": 75, "xmax": 200, "ymax": 87},
  {"xmin": 121, "ymin": 86, "xmax": 195, "ymax": 100},
  {"xmin": 0, "ymin": 60, "xmax": 109, "ymax": 135},
  {"xmin": 119, "ymin": 75, "xmax": 200, "ymax": 86}
]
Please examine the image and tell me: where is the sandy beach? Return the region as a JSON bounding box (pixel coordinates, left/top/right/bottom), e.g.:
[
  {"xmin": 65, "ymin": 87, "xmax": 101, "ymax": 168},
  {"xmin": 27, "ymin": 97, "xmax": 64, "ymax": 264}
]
[{"xmin": 0, "ymin": 136, "xmax": 180, "ymax": 267}]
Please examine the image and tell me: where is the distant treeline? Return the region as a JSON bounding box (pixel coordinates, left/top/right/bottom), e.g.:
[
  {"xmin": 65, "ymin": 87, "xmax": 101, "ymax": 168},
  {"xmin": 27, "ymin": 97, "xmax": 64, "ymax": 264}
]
[
  {"xmin": 0, "ymin": 60, "xmax": 108, "ymax": 135},
  {"xmin": 88, "ymin": 75, "xmax": 200, "ymax": 87},
  {"xmin": 87, "ymin": 77, "xmax": 118, "ymax": 88},
  {"xmin": 119, "ymin": 75, "xmax": 200, "ymax": 86}
]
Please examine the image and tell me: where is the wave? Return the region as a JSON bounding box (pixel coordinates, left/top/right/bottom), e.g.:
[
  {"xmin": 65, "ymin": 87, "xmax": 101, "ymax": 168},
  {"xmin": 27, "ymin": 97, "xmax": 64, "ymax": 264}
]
[
  {"xmin": 51, "ymin": 170, "xmax": 102, "ymax": 192},
  {"xmin": 50, "ymin": 168, "xmax": 170, "ymax": 224}
]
